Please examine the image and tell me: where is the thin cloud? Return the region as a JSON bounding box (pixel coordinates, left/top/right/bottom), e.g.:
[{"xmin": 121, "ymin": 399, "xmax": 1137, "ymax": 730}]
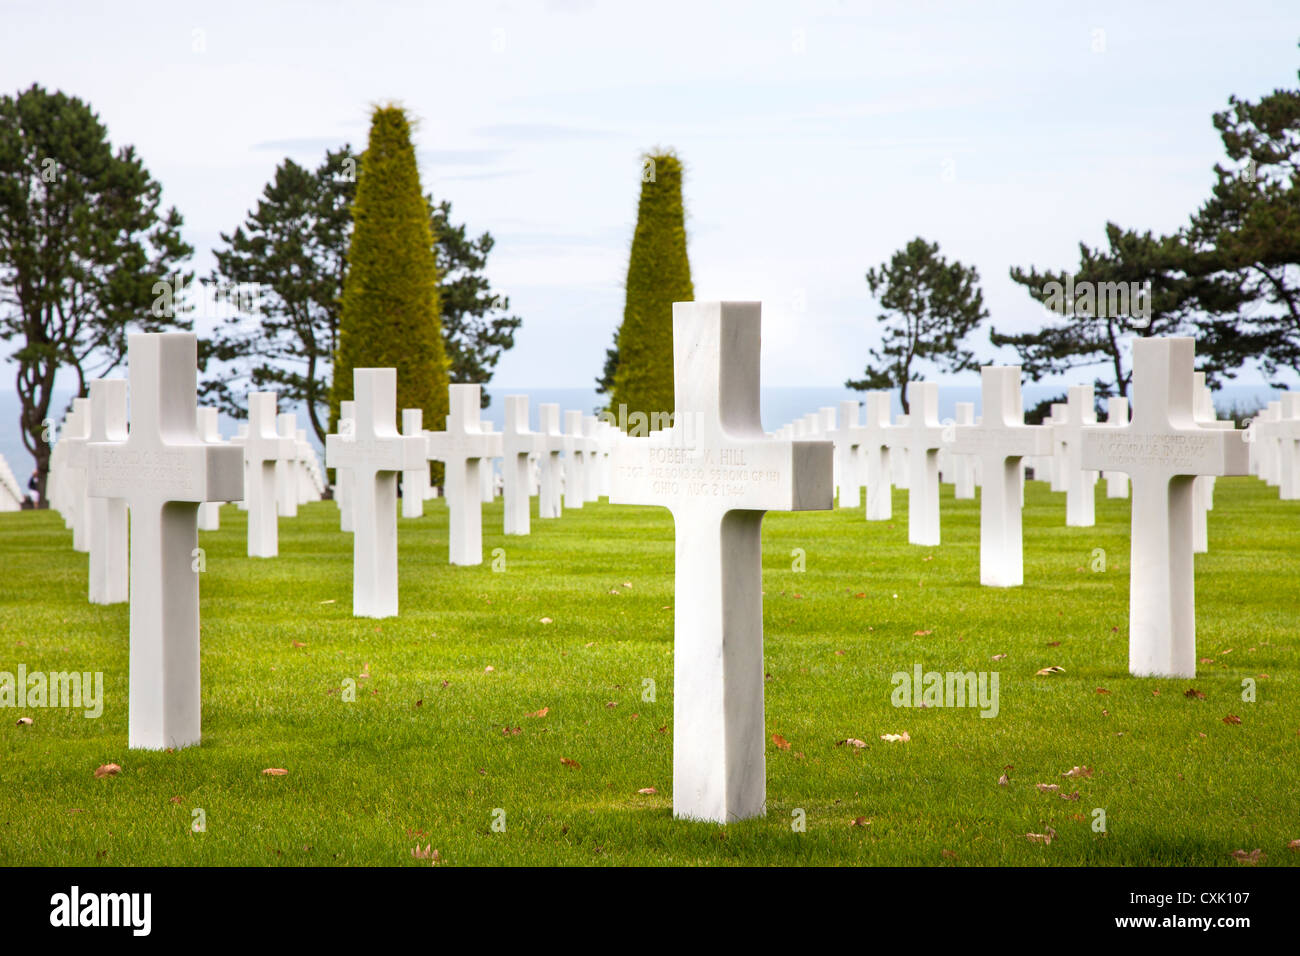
[{"xmin": 473, "ymin": 122, "xmax": 620, "ymax": 142}]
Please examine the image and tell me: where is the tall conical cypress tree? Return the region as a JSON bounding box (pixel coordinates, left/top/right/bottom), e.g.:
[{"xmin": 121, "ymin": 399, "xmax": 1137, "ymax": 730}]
[
  {"xmin": 331, "ymin": 105, "xmax": 449, "ymax": 441},
  {"xmin": 609, "ymin": 151, "xmax": 693, "ymax": 424}
]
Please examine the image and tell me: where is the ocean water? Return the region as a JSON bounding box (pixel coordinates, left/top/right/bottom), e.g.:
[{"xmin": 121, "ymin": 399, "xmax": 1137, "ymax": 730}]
[{"xmin": 0, "ymin": 383, "xmax": 1283, "ymax": 491}]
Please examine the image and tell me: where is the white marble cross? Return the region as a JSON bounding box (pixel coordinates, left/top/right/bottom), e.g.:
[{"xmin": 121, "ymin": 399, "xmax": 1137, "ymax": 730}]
[
  {"xmin": 275, "ymin": 412, "xmax": 299, "ymax": 519},
  {"xmin": 900, "ymin": 383, "xmax": 944, "ymax": 545},
  {"xmin": 244, "ymin": 393, "xmax": 293, "ymax": 558},
  {"xmin": 502, "ymin": 395, "xmax": 542, "ymax": 535},
  {"xmin": 196, "ymin": 408, "xmax": 224, "ymax": 531},
  {"xmin": 563, "ymin": 410, "xmax": 588, "ymax": 510},
  {"xmin": 479, "ymin": 421, "xmax": 499, "ymax": 503},
  {"xmin": 1256, "ymin": 401, "xmax": 1283, "ymax": 485},
  {"xmin": 1056, "ymin": 385, "xmax": 1098, "ymax": 527},
  {"xmin": 537, "ymin": 403, "xmax": 565, "ymax": 519},
  {"xmin": 580, "ymin": 415, "xmax": 600, "ymax": 502},
  {"xmin": 825, "ymin": 401, "xmax": 861, "ymax": 509},
  {"xmin": 856, "ymin": 391, "xmax": 895, "ymax": 521},
  {"xmin": 401, "ymin": 408, "xmax": 427, "ymax": 518},
  {"xmin": 86, "ymin": 333, "xmax": 243, "ymax": 749},
  {"xmin": 336, "ymin": 400, "xmax": 355, "ymax": 531},
  {"xmin": 610, "ymin": 301, "xmax": 833, "ymax": 824},
  {"xmin": 951, "ymin": 401, "xmax": 976, "ymax": 499},
  {"xmin": 59, "ymin": 398, "xmax": 91, "ymax": 552},
  {"xmin": 326, "ymin": 369, "xmax": 425, "ymax": 616},
  {"xmin": 1103, "ymin": 397, "xmax": 1130, "ymax": 498},
  {"xmin": 231, "ymin": 424, "xmax": 249, "ymax": 511},
  {"xmin": 1082, "ymin": 337, "xmax": 1249, "ymax": 677},
  {"xmin": 296, "ymin": 428, "xmax": 319, "ymax": 504},
  {"xmin": 947, "ymin": 366, "xmax": 1051, "ymax": 587},
  {"xmin": 1275, "ymin": 393, "xmax": 1300, "ymax": 500},
  {"xmin": 1191, "ymin": 374, "xmax": 1233, "ymax": 553},
  {"xmin": 1047, "ymin": 402, "xmax": 1068, "ymax": 492},
  {"xmin": 426, "ymin": 384, "xmax": 502, "ymax": 565},
  {"xmin": 596, "ymin": 419, "xmax": 617, "ymax": 498},
  {"xmin": 891, "ymin": 414, "xmax": 910, "ymax": 489},
  {"xmin": 86, "ymin": 379, "xmax": 128, "ymax": 605}
]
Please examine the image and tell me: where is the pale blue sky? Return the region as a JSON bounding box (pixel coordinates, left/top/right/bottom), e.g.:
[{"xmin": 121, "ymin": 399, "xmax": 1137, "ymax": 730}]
[{"xmin": 1, "ymin": 0, "xmax": 1297, "ymax": 390}]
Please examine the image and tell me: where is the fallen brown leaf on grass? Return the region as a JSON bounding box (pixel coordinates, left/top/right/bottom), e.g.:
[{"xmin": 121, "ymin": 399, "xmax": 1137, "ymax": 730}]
[
  {"xmin": 1036, "ymin": 783, "xmax": 1060, "ymax": 793},
  {"xmin": 941, "ymin": 849, "xmax": 957, "ymax": 859},
  {"xmin": 560, "ymin": 757, "xmax": 580, "ymax": 769},
  {"xmin": 411, "ymin": 845, "xmax": 441, "ymax": 864},
  {"xmin": 636, "ymin": 787, "xmax": 657, "ymax": 795},
  {"xmin": 528, "ymin": 707, "xmax": 549, "ymax": 718},
  {"xmin": 540, "ymin": 617, "xmax": 553, "ymax": 625},
  {"xmin": 913, "ymin": 630, "xmax": 932, "ymax": 636},
  {"xmin": 839, "ymin": 738, "xmax": 867, "ymax": 749},
  {"xmin": 1060, "ymin": 791, "xmax": 1080, "ymax": 801},
  {"xmin": 484, "ymin": 665, "xmax": 495, "ymax": 674},
  {"xmin": 1062, "ymin": 766, "xmax": 1094, "ymax": 778},
  {"xmin": 1184, "ymin": 688, "xmax": 1206, "ymax": 699},
  {"xmin": 262, "ymin": 768, "xmax": 289, "ymax": 776},
  {"xmin": 291, "ymin": 641, "xmax": 306, "ymax": 648},
  {"xmin": 997, "ymin": 774, "xmax": 1010, "ymax": 787},
  {"xmin": 94, "ymin": 764, "xmax": 121, "ymax": 778},
  {"xmin": 1095, "ymin": 688, "xmax": 1110, "ymax": 695},
  {"xmin": 880, "ymin": 732, "xmax": 911, "ymax": 743},
  {"xmin": 501, "ymin": 726, "xmax": 521, "ymax": 736},
  {"xmin": 850, "ymin": 816, "xmax": 871, "ymax": 827},
  {"xmin": 1036, "ymin": 666, "xmax": 1065, "ymax": 676},
  {"xmin": 169, "ymin": 796, "xmax": 183, "ymax": 804},
  {"xmin": 16, "ymin": 717, "xmax": 32, "ymax": 726},
  {"xmin": 771, "ymin": 734, "xmax": 791, "ymax": 751},
  {"xmin": 1231, "ymin": 849, "xmax": 1264, "ymax": 865},
  {"xmin": 1287, "ymin": 839, "xmax": 1300, "ymax": 851},
  {"xmin": 1026, "ymin": 828, "xmax": 1057, "ymax": 845},
  {"xmin": 1223, "ymin": 714, "xmax": 1242, "ymax": 725},
  {"xmin": 991, "ymin": 654, "xmax": 1007, "ymax": 662}
]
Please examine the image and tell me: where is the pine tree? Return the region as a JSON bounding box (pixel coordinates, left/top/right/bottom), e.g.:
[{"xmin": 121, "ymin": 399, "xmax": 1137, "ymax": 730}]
[
  {"xmin": 607, "ymin": 151, "xmax": 693, "ymax": 424},
  {"xmin": 331, "ymin": 105, "xmax": 449, "ymax": 440}
]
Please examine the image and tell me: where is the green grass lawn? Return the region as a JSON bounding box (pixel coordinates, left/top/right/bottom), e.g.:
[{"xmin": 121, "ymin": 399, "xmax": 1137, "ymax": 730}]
[{"xmin": 1, "ymin": 478, "xmax": 1296, "ymax": 866}]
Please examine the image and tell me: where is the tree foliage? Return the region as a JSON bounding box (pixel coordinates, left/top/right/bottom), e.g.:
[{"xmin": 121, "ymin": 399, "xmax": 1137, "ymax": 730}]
[
  {"xmin": 995, "ymin": 225, "xmax": 1244, "ymax": 397},
  {"xmin": 204, "ymin": 143, "xmax": 519, "ymax": 438},
  {"xmin": 0, "ymin": 84, "xmax": 191, "ymax": 501},
  {"xmin": 847, "ymin": 237, "xmax": 987, "ymax": 413},
  {"xmin": 330, "ymin": 105, "xmax": 449, "ymax": 437},
  {"xmin": 607, "ymin": 151, "xmax": 693, "ymax": 422},
  {"xmin": 1183, "ymin": 65, "xmax": 1300, "ymax": 383},
  {"xmin": 202, "ymin": 148, "xmax": 353, "ymax": 442}
]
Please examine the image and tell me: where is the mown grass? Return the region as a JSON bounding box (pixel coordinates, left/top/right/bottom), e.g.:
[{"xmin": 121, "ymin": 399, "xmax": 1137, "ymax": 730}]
[{"xmin": 0, "ymin": 477, "xmax": 1296, "ymax": 866}]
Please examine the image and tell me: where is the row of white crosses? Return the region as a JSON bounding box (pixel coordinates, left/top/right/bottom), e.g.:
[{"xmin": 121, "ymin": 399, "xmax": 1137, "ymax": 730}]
[
  {"xmin": 323, "ymin": 375, "xmax": 623, "ymax": 619},
  {"xmin": 54, "ymin": 320, "xmax": 1270, "ymax": 832},
  {"xmin": 785, "ymin": 382, "xmax": 1149, "ymax": 542},
  {"xmin": 0, "ymin": 453, "xmax": 23, "ymax": 510},
  {"xmin": 1250, "ymin": 393, "xmax": 1300, "ymax": 497}
]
